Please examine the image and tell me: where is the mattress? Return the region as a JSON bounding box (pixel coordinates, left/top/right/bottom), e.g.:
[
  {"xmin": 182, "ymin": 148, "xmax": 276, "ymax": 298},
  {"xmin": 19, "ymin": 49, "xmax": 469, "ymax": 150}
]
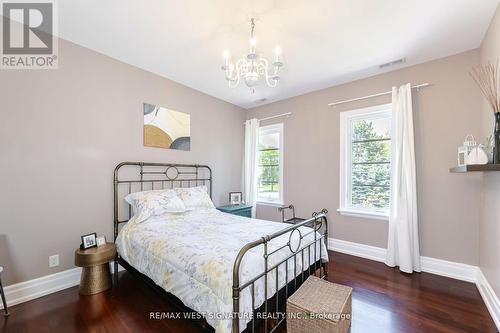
[{"xmin": 116, "ymin": 208, "xmax": 328, "ymax": 333}]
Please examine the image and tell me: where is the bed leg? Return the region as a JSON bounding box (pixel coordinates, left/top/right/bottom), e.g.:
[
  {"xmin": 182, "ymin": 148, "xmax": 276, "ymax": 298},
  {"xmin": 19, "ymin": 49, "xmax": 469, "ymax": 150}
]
[
  {"xmin": 114, "ymin": 261, "xmax": 119, "ymax": 286},
  {"xmin": 324, "ymin": 262, "xmax": 329, "ymax": 280},
  {"xmin": 232, "ymin": 287, "xmax": 240, "ymax": 333}
]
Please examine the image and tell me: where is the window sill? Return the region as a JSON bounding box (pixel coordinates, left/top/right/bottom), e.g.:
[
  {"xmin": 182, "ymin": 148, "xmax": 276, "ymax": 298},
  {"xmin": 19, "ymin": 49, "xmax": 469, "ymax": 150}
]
[
  {"xmin": 337, "ymin": 208, "xmax": 388, "ymax": 221},
  {"xmin": 256, "ymin": 201, "xmax": 284, "ymax": 208}
]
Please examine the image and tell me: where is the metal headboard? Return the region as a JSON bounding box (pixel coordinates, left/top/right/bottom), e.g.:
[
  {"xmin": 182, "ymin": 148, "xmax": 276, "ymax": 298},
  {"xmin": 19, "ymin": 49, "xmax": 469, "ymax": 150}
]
[{"xmin": 113, "ymin": 162, "xmax": 212, "ymax": 241}]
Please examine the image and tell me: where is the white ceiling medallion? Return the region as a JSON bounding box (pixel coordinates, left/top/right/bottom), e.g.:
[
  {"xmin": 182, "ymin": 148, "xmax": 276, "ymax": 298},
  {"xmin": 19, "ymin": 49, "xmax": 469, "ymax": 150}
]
[{"xmin": 221, "ymin": 18, "xmax": 283, "ymax": 93}]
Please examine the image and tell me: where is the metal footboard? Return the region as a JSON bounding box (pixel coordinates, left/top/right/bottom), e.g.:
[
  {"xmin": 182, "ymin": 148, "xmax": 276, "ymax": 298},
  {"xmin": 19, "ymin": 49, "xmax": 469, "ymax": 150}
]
[{"xmin": 232, "ymin": 209, "xmax": 329, "ymax": 333}]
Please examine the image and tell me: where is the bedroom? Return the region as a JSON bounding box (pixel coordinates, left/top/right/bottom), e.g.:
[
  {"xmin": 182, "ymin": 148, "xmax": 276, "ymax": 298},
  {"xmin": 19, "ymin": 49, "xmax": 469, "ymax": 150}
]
[{"xmin": 0, "ymin": 1, "xmax": 499, "ymax": 332}]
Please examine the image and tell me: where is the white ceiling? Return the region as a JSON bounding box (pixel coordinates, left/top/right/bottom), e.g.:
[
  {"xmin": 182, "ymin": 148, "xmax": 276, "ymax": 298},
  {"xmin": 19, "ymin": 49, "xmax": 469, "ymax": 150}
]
[{"xmin": 58, "ymin": 0, "xmax": 500, "ymax": 109}]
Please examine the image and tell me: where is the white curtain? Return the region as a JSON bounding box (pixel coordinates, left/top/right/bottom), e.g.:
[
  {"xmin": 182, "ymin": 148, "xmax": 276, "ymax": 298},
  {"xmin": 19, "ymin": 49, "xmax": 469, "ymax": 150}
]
[
  {"xmin": 385, "ymin": 83, "xmax": 421, "ymax": 273},
  {"xmin": 242, "ymin": 118, "xmax": 259, "ymax": 217}
]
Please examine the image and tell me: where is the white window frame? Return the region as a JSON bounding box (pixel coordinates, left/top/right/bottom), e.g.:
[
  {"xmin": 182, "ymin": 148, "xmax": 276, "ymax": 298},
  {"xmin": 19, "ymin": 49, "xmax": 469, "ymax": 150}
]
[
  {"xmin": 257, "ymin": 123, "xmax": 284, "ymax": 206},
  {"xmin": 338, "ymin": 103, "xmax": 392, "ymax": 221}
]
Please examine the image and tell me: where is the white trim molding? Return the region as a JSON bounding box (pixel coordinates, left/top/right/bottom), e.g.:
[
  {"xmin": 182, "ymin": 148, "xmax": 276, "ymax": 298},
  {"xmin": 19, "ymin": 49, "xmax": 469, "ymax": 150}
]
[
  {"xmin": 256, "ymin": 201, "xmax": 285, "ymax": 208},
  {"xmin": 1, "ymin": 268, "xmax": 81, "ymax": 309},
  {"xmin": 477, "ymin": 268, "xmax": 500, "ymax": 330},
  {"xmin": 420, "ymin": 256, "xmax": 478, "ymax": 283},
  {"xmin": 329, "ymin": 237, "xmax": 499, "ymax": 330},
  {"xmin": 329, "ymin": 238, "xmax": 477, "ymax": 282},
  {"xmin": 329, "ymin": 237, "xmax": 387, "ymax": 263},
  {"xmin": 337, "ymin": 208, "xmax": 388, "ymax": 221},
  {"xmin": 0, "ymin": 263, "xmax": 124, "ymax": 310}
]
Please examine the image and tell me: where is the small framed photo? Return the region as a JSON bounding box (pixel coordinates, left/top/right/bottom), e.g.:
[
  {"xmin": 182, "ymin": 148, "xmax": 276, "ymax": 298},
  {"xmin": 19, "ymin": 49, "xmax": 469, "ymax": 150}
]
[
  {"xmin": 80, "ymin": 233, "xmax": 97, "ymax": 250},
  {"xmin": 229, "ymin": 192, "xmax": 242, "ymax": 205},
  {"xmin": 96, "ymin": 236, "xmax": 106, "ymax": 247}
]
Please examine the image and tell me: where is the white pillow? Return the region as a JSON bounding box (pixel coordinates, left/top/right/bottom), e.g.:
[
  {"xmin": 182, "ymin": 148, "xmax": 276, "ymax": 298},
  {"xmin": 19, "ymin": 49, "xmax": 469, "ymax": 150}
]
[
  {"xmin": 174, "ymin": 185, "xmax": 215, "ymax": 211},
  {"xmin": 125, "ymin": 189, "xmax": 186, "ymax": 223}
]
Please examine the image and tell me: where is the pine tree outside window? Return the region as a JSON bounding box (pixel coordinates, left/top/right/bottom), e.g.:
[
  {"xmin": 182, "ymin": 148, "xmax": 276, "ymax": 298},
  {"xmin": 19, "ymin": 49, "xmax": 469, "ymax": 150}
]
[{"xmin": 339, "ymin": 104, "xmax": 392, "ymax": 220}]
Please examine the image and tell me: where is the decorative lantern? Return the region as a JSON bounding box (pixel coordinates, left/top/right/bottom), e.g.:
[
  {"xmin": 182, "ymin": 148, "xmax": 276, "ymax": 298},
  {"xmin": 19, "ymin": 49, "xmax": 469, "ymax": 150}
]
[{"xmin": 457, "ymin": 134, "xmax": 477, "ymax": 166}]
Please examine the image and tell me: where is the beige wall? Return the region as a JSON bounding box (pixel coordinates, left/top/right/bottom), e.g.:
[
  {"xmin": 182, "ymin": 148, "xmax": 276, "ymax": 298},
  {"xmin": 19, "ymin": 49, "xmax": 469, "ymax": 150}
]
[
  {"xmin": 479, "ymin": 4, "xmax": 500, "ymax": 297},
  {"xmin": 0, "ymin": 39, "xmax": 246, "ymax": 285},
  {"xmin": 248, "ymin": 50, "xmax": 483, "ymax": 265}
]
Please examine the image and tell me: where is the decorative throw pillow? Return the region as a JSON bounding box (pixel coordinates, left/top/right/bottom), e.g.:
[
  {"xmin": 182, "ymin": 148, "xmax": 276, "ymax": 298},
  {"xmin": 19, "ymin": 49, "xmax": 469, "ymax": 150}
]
[
  {"xmin": 125, "ymin": 189, "xmax": 186, "ymax": 223},
  {"xmin": 175, "ymin": 185, "xmax": 215, "ymax": 211}
]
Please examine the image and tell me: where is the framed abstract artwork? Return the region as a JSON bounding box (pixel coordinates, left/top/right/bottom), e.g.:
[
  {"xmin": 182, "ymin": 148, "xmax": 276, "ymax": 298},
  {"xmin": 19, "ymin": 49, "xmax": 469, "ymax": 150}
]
[{"xmin": 143, "ymin": 102, "xmax": 191, "ymax": 151}]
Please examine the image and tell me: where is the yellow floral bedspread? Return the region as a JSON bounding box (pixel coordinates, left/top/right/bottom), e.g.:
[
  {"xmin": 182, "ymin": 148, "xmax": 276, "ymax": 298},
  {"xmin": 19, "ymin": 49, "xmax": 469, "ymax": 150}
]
[{"xmin": 116, "ymin": 208, "xmax": 328, "ymax": 333}]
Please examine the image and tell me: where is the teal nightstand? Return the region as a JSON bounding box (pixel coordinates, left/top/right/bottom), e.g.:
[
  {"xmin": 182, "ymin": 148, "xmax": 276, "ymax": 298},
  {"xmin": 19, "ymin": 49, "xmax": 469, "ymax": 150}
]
[{"xmin": 217, "ymin": 204, "xmax": 252, "ymax": 218}]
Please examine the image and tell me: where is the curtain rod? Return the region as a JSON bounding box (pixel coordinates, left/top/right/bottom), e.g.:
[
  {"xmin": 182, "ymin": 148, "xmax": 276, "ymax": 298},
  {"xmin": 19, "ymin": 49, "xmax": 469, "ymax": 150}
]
[
  {"xmin": 327, "ymin": 83, "xmax": 431, "ymax": 107},
  {"xmin": 244, "ymin": 112, "xmax": 292, "ymax": 124}
]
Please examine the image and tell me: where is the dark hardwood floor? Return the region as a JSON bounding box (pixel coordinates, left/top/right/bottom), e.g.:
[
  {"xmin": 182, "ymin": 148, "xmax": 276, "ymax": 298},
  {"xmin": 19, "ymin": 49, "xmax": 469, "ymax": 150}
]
[{"xmin": 1, "ymin": 252, "xmax": 497, "ymax": 333}]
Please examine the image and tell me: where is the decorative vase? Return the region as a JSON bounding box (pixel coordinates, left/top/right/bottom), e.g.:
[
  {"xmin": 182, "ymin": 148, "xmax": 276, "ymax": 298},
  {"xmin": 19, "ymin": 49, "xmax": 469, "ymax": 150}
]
[{"xmin": 494, "ymin": 112, "xmax": 500, "ymax": 164}]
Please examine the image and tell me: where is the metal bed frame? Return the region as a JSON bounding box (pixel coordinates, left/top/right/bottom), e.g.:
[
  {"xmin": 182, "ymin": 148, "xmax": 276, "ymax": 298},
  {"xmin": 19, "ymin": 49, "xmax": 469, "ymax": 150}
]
[{"xmin": 113, "ymin": 162, "xmax": 329, "ymax": 333}]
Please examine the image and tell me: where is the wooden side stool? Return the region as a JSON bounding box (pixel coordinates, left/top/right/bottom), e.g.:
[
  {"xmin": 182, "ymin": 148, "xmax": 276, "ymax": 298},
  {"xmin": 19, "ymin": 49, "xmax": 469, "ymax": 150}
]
[
  {"xmin": 287, "ymin": 276, "xmax": 352, "ymax": 333},
  {"xmin": 74, "ymin": 243, "xmax": 116, "ymax": 295}
]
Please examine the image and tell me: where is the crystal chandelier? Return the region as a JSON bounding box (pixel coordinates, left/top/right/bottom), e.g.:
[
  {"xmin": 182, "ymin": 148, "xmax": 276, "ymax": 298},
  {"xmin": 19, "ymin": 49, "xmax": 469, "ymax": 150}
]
[{"xmin": 221, "ymin": 18, "xmax": 283, "ymax": 91}]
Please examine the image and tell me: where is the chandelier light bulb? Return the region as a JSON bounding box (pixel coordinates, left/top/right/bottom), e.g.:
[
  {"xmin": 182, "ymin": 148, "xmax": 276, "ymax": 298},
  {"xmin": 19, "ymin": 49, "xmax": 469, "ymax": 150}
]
[
  {"xmin": 249, "ymin": 37, "xmax": 257, "ymax": 55},
  {"xmin": 221, "ymin": 50, "xmax": 231, "ymax": 70},
  {"xmin": 274, "ymin": 46, "xmax": 283, "ymax": 66}
]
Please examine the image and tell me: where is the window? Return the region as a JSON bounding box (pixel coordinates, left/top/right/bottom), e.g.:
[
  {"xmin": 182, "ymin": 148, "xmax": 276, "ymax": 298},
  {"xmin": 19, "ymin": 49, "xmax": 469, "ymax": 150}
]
[
  {"xmin": 339, "ymin": 104, "xmax": 392, "ymax": 220},
  {"xmin": 257, "ymin": 123, "xmax": 283, "ymax": 204}
]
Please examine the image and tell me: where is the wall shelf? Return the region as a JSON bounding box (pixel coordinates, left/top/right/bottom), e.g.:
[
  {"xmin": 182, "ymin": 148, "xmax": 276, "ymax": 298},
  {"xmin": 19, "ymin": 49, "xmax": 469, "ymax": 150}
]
[{"xmin": 449, "ymin": 164, "xmax": 500, "ymax": 173}]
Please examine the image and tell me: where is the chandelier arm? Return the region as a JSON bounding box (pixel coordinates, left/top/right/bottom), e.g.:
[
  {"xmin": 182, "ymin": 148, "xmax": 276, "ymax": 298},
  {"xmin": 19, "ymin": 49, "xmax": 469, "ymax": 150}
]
[
  {"xmin": 224, "ymin": 60, "xmax": 237, "ymax": 83},
  {"xmin": 228, "ymin": 58, "xmax": 245, "ymax": 88},
  {"xmin": 260, "ymin": 58, "xmax": 277, "ymax": 88},
  {"xmin": 224, "ymin": 59, "xmax": 241, "ymax": 87},
  {"xmin": 225, "ymin": 68, "xmax": 236, "ymax": 84}
]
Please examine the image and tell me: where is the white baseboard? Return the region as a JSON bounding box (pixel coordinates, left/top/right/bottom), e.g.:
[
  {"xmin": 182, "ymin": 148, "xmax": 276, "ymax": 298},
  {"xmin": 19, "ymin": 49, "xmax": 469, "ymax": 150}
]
[
  {"xmin": 420, "ymin": 256, "xmax": 478, "ymax": 283},
  {"xmin": 329, "ymin": 237, "xmax": 477, "ymax": 282},
  {"xmin": 1, "ymin": 268, "xmax": 81, "ymax": 309},
  {"xmin": 329, "ymin": 237, "xmax": 499, "ymax": 331},
  {"xmin": 0, "ymin": 263, "xmax": 124, "ymax": 310},
  {"xmin": 329, "ymin": 238, "xmax": 386, "ymax": 263},
  {"xmin": 477, "ymin": 269, "xmax": 500, "ymax": 330}
]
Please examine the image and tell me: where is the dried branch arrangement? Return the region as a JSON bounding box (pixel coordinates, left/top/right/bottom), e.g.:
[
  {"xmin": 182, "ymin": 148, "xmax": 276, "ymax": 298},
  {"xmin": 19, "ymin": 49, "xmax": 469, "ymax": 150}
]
[{"xmin": 470, "ymin": 60, "xmax": 499, "ymax": 114}]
